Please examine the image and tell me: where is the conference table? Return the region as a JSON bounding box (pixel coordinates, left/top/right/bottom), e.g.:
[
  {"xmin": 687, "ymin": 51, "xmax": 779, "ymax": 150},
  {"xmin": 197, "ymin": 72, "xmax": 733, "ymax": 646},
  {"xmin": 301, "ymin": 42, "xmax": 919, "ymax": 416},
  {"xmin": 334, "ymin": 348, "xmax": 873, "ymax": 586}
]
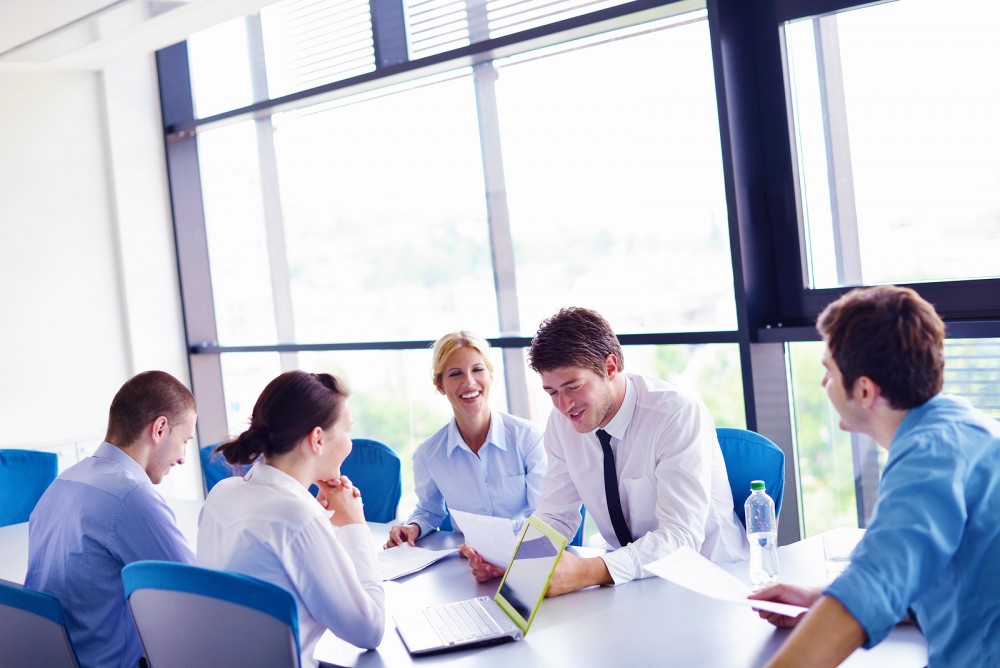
[
  {"xmin": 316, "ymin": 526, "xmax": 928, "ymax": 668},
  {"xmin": 0, "ymin": 499, "xmax": 928, "ymax": 667}
]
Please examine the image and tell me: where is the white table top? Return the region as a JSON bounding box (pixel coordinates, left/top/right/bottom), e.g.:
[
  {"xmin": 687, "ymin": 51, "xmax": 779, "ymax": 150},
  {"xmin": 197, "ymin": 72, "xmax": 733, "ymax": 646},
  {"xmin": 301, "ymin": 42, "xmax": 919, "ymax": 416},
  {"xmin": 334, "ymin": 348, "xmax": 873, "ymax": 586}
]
[
  {"xmin": 1, "ymin": 504, "xmax": 927, "ymax": 667},
  {"xmin": 315, "ymin": 525, "xmax": 928, "ymax": 668}
]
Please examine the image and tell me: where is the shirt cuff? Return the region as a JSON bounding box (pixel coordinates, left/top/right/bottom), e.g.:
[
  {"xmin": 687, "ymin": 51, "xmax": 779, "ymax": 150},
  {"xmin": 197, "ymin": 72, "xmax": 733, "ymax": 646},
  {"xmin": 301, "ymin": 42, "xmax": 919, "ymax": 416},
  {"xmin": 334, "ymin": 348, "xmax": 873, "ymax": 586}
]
[{"xmin": 600, "ymin": 546, "xmax": 641, "ymax": 586}]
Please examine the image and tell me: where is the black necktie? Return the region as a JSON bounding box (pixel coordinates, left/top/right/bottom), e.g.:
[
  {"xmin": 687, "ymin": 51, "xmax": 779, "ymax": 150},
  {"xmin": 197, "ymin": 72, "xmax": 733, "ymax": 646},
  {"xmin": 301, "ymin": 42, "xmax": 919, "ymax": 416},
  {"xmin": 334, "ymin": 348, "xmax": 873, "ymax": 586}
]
[{"xmin": 597, "ymin": 428, "xmax": 632, "ymax": 547}]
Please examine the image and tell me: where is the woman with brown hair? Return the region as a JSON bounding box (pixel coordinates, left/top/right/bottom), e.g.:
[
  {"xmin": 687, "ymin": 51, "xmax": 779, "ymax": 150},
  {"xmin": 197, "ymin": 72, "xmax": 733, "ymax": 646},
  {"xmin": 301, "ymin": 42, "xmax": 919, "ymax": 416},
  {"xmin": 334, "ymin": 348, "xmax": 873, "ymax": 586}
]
[{"xmin": 197, "ymin": 370, "xmax": 384, "ymax": 668}]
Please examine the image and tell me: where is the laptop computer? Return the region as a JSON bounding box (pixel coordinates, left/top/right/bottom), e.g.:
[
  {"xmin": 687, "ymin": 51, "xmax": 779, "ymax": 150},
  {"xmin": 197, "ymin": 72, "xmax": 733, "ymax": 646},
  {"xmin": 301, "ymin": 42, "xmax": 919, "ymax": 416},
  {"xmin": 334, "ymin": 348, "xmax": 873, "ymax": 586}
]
[{"xmin": 393, "ymin": 514, "xmax": 567, "ymax": 655}]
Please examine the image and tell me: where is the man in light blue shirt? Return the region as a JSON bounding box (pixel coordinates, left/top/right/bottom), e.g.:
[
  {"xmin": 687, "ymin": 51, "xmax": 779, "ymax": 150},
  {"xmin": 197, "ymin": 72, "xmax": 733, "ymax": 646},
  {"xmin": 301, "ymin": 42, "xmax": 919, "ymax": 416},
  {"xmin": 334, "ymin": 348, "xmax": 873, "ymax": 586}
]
[
  {"xmin": 752, "ymin": 286, "xmax": 1000, "ymax": 667},
  {"xmin": 26, "ymin": 371, "xmax": 198, "ymax": 668}
]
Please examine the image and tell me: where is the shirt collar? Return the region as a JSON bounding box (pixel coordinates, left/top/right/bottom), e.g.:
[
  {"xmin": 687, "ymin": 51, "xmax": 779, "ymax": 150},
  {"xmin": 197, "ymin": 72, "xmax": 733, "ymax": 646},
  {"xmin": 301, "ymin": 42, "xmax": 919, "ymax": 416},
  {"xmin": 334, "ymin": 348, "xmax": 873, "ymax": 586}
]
[
  {"xmin": 94, "ymin": 440, "xmax": 152, "ymax": 484},
  {"xmin": 245, "ymin": 461, "xmax": 319, "ymax": 504},
  {"xmin": 890, "ymin": 393, "xmax": 943, "ymax": 448},
  {"xmin": 446, "ymin": 411, "xmax": 506, "ymax": 455},
  {"xmin": 598, "ymin": 374, "xmax": 637, "ymax": 442}
]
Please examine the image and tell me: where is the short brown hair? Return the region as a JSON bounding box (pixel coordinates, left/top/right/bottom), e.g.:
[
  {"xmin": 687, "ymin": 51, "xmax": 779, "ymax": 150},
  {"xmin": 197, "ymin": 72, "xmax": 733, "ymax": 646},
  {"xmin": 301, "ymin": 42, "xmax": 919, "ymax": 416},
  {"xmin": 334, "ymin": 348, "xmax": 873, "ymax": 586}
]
[
  {"xmin": 528, "ymin": 307, "xmax": 623, "ymax": 377},
  {"xmin": 817, "ymin": 286, "xmax": 944, "ymax": 409},
  {"xmin": 105, "ymin": 371, "xmax": 197, "ymax": 446}
]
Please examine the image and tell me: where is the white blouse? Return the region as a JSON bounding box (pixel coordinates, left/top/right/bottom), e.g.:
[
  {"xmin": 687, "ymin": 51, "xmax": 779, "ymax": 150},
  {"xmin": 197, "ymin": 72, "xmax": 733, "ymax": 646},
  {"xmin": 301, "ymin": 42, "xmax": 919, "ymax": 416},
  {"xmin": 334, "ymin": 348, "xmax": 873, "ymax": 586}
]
[{"xmin": 198, "ymin": 463, "xmax": 385, "ymax": 667}]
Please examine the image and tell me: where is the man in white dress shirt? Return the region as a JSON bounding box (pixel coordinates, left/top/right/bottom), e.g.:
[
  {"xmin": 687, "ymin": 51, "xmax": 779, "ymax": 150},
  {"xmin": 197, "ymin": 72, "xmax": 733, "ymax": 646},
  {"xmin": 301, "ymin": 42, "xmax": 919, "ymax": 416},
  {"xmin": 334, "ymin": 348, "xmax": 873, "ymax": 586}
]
[{"xmin": 465, "ymin": 307, "xmax": 746, "ymax": 595}]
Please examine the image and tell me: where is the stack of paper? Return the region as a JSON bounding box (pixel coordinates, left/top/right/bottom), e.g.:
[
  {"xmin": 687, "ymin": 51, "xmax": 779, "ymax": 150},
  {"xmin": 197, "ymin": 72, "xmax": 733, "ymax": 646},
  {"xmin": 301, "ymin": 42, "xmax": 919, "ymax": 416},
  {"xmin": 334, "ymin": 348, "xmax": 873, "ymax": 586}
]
[{"xmin": 377, "ymin": 544, "xmax": 459, "ymax": 581}]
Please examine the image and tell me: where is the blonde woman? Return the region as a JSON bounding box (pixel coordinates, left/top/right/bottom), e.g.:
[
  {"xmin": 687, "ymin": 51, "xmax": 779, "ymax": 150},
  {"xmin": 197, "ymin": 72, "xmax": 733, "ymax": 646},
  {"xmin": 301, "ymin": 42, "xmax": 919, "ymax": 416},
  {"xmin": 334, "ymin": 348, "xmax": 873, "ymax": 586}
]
[{"xmin": 386, "ymin": 331, "xmax": 546, "ymax": 547}]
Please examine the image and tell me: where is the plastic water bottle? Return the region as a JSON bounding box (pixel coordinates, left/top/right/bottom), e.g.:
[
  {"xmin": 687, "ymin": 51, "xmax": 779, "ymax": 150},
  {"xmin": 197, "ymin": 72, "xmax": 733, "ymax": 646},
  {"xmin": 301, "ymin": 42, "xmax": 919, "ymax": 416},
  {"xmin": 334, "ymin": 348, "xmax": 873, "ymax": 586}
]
[{"xmin": 745, "ymin": 480, "xmax": 780, "ymax": 588}]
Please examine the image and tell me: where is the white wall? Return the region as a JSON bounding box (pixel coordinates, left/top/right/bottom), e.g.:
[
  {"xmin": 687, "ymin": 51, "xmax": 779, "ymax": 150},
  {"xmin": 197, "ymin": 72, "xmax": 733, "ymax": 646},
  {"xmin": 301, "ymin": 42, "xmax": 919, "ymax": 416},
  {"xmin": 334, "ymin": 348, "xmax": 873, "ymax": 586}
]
[{"xmin": 0, "ymin": 57, "xmax": 201, "ymax": 498}]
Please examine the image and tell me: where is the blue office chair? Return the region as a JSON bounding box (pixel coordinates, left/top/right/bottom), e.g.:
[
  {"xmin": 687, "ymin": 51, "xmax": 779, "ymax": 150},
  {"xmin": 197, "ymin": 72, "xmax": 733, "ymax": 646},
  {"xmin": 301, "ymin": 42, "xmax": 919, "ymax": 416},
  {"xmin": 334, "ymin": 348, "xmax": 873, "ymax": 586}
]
[
  {"xmin": 0, "ymin": 449, "xmax": 58, "ymax": 527},
  {"xmin": 0, "ymin": 580, "xmax": 80, "ymax": 668},
  {"xmin": 341, "ymin": 438, "xmax": 402, "ymax": 523},
  {"xmin": 716, "ymin": 428, "xmax": 785, "ymax": 527},
  {"xmin": 123, "ymin": 561, "xmax": 300, "ymax": 668},
  {"xmin": 199, "ymin": 444, "xmax": 251, "ymax": 495},
  {"xmin": 570, "ymin": 506, "xmax": 587, "ymax": 547}
]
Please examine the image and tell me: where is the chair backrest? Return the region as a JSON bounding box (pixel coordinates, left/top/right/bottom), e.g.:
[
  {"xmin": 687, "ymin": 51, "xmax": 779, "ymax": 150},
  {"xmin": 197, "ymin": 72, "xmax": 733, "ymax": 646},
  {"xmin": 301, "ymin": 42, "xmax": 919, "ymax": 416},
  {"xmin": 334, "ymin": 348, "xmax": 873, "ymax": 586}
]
[
  {"xmin": 716, "ymin": 428, "xmax": 785, "ymax": 528},
  {"xmin": 122, "ymin": 561, "xmax": 301, "ymax": 668},
  {"xmin": 0, "ymin": 449, "xmax": 58, "ymax": 527},
  {"xmin": 0, "ymin": 581, "xmax": 80, "ymax": 668},
  {"xmin": 340, "ymin": 438, "xmax": 402, "ymax": 523},
  {"xmin": 199, "ymin": 444, "xmax": 251, "ymax": 495},
  {"xmin": 570, "ymin": 505, "xmax": 587, "ymax": 547}
]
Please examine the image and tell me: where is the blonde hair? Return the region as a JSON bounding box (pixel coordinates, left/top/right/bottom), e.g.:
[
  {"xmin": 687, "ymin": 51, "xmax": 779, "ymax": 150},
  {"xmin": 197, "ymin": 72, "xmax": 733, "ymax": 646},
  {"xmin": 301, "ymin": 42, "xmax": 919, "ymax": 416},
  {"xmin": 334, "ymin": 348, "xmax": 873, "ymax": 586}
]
[{"xmin": 431, "ymin": 331, "xmax": 495, "ymax": 393}]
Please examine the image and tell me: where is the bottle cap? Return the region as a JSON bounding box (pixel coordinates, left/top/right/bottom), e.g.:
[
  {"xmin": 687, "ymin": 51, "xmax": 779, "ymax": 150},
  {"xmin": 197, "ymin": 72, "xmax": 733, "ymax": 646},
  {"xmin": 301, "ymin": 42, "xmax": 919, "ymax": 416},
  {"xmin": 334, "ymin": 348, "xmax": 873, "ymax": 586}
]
[{"xmin": 750, "ymin": 480, "xmax": 765, "ymax": 491}]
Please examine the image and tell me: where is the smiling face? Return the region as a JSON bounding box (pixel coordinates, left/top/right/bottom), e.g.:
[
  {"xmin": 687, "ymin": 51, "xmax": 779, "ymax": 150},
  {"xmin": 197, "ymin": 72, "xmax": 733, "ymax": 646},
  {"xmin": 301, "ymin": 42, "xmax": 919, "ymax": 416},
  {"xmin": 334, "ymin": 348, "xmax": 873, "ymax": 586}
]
[
  {"xmin": 540, "ymin": 363, "xmax": 619, "ymax": 434},
  {"xmin": 439, "ymin": 346, "xmax": 493, "ymax": 420},
  {"xmin": 147, "ymin": 409, "xmax": 196, "ymax": 484}
]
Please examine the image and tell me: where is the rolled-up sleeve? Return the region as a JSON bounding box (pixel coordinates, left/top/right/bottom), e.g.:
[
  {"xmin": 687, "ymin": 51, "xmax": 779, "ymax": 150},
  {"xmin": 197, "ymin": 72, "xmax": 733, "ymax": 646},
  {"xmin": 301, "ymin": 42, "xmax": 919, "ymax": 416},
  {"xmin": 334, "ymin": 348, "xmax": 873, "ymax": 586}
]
[
  {"xmin": 288, "ymin": 520, "xmax": 385, "ymax": 649},
  {"xmin": 825, "ymin": 436, "xmax": 967, "ymax": 648}
]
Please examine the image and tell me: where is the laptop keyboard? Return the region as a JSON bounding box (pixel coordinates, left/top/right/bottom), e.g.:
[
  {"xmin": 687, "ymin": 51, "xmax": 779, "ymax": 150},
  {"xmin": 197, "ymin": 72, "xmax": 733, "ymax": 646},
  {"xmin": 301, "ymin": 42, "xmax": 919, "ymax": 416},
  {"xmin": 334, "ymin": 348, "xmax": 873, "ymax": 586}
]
[{"xmin": 425, "ymin": 599, "xmax": 503, "ymax": 644}]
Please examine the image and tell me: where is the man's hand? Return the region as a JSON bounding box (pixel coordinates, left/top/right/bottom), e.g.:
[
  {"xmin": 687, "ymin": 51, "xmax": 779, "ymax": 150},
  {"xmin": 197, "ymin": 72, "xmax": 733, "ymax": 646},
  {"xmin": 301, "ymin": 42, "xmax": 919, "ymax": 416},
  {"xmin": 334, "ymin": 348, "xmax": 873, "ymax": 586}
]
[
  {"xmin": 385, "ymin": 523, "xmax": 420, "ymax": 549},
  {"xmin": 458, "ymin": 544, "xmax": 504, "ymax": 582},
  {"xmin": 748, "ymin": 583, "xmax": 821, "ymax": 628},
  {"xmin": 544, "ymin": 551, "xmax": 613, "ymax": 597}
]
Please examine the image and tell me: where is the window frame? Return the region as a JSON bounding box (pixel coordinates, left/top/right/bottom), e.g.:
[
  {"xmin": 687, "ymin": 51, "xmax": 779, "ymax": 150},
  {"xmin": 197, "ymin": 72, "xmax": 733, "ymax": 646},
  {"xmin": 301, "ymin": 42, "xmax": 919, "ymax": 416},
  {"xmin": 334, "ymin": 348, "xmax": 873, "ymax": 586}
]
[{"xmin": 158, "ymin": 0, "xmax": 1000, "ymax": 544}]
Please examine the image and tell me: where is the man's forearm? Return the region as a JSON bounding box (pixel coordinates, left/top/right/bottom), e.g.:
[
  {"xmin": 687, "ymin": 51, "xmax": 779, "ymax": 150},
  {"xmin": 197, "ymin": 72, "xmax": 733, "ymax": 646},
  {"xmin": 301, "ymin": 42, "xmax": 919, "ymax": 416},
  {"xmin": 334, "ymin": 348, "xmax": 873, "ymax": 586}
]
[
  {"xmin": 766, "ymin": 595, "xmax": 866, "ymax": 668},
  {"xmin": 547, "ymin": 553, "xmax": 614, "ymax": 596}
]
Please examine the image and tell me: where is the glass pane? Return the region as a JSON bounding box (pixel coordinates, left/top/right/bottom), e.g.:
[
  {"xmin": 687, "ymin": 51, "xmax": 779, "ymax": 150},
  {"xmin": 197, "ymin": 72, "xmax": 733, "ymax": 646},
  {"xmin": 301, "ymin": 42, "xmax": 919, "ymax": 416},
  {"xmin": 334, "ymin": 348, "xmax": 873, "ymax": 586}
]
[
  {"xmin": 199, "ymin": 121, "xmax": 279, "ymax": 345},
  {"xmin": 524, "ymin": 343, "xmax": 746, "ymax": 428},
  {"xmin": 219, "ymin": 352, "xmax": 283, "ymax": 437},
  {"xmin": 271, "ymin": 72, "xmax": 499, "ymax": 343},
  {"xmin": 944, "ymin": 338, "xmax": 1000, "ymax": 419},
  {"xmin": 298, "ymin": 348, "xmax": 510, "ymax": 518},
  {"xmin": 786, "ymin": 0, "xmax": 1000, "ymax": 288},
  {"xmin": 188, "ymin": 17, "xmax": 254, "ymax": 119},
  {"xmin": 495, "ymin": 12, "xmax": 737, "ymax": 334},
  {"xmin": 788, "ymin": 341, "xmax": 857, "ymax": 537}
]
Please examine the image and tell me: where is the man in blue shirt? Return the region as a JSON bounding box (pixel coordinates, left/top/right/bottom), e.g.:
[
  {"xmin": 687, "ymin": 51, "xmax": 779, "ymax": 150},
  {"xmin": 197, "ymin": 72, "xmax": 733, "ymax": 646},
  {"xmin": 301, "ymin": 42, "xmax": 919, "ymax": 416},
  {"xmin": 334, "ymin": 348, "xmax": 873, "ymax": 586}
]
[
  {"xmin": 26, "ymin": 371, "xmax": 198, "ymax": 668},
  {"xmin": 751, "ymin": 286, "xmax": 1000, "ymax": 667}
]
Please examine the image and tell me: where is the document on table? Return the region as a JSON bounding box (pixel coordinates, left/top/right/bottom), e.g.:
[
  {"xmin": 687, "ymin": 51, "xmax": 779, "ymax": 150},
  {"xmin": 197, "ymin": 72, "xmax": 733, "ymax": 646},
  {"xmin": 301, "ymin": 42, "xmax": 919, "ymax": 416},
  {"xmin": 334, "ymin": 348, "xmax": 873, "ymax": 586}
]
[
  {"xmin": 448, "ymin": 509, "xmax": 518, "ymax": 570},
  {"xmin": 378, "ymin": 544, "xmax": 459, "ymax": 581},
  {"xmin": 644, "ymin": 546, "xmax": 809, "ymax": 618}
]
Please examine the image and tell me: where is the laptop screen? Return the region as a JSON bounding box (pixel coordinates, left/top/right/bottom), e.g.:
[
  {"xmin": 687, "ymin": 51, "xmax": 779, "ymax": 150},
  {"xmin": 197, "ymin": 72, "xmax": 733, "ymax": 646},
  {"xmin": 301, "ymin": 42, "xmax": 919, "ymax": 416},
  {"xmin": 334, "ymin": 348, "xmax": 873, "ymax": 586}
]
[{"xmin": 493, "ymin": 515, "xmax": 567, "ymax": 635}]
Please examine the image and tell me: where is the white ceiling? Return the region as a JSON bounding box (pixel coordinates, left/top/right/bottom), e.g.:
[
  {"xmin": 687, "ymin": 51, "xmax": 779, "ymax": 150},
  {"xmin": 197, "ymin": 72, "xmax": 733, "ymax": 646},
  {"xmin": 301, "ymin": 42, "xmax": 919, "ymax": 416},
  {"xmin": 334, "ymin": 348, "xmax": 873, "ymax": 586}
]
[{"xmin": 0, "ymin": 0, "xmax": 278, "ymax": 70}]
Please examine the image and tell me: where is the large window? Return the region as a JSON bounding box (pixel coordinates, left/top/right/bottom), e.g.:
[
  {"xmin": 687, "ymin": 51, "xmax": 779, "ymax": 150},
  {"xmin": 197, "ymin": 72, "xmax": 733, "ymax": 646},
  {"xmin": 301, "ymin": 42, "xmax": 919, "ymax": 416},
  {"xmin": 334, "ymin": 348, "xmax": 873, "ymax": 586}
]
[
  {"xmin": 162, "ymin": 0, "xmax": 1000, "ymax": 541},
  {"xmin": 176, "ymin": 0, "xmax": 737, "ymax": 520},
  {"xmin": 785, "ymin": 0, "xmax": 1000, "ymax": 289},
  {"xmin": 496, "ymin": 15, "xmax": 736, "ymax": 333}
]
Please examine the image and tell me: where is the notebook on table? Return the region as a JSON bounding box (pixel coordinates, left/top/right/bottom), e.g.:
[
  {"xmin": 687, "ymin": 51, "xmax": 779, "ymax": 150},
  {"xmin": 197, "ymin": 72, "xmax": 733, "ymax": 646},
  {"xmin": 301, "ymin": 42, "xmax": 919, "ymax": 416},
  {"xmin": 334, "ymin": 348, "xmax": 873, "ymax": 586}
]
[{"xmin": 393, "ymin": 514, "xmax": 567, "ymax": 655}]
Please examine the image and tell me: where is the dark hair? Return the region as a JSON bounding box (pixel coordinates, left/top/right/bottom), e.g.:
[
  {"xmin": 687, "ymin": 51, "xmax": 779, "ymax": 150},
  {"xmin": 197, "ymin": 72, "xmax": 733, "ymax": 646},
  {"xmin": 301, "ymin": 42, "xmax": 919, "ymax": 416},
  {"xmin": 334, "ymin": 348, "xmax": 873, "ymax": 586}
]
[
  {"xmin": 528, "ymin": 307, "xmax": 624, "ymax": 377},
  {"xmin": 216, "ymin": 371, "xmax": 350, "ymax": 466},
  {"xmin": 817, "ymin": 286, "xmax": 944, "ymax": 410},
  {"xmin": 105, "ymin": 371, "xmax": 196, "ymax": 447}
]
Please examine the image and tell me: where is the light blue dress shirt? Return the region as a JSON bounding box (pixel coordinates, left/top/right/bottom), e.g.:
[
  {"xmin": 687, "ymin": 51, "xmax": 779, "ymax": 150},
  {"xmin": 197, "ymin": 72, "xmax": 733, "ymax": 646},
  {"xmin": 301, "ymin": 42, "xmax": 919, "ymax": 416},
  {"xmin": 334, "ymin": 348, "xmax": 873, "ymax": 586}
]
[
  {"xmin": 825, "ymin": 394, "xmax": 1000, "ymax": 667},
  {"xmin": 405, "ymin": 411, "xmax": 546, "ymax": 537},
  {"xmin": 25, "ymin": 441, "xmax": 195, "ymax": 668}
]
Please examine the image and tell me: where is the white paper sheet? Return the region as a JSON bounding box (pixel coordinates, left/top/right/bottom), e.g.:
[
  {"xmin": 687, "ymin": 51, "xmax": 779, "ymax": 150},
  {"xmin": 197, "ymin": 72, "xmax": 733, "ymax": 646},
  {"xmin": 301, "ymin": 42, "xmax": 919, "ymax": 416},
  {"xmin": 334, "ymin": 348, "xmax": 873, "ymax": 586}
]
[
  {"xmin": 448, "ymin": 509, "xmax": 518, "ymax": 570},
  {"xmin": 377, "ymin": 544, "xmax": 459, "ymax": 581},
  {"xmin": 644, "ymin": 546, "xmax": 809, "ymax": 618}
]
